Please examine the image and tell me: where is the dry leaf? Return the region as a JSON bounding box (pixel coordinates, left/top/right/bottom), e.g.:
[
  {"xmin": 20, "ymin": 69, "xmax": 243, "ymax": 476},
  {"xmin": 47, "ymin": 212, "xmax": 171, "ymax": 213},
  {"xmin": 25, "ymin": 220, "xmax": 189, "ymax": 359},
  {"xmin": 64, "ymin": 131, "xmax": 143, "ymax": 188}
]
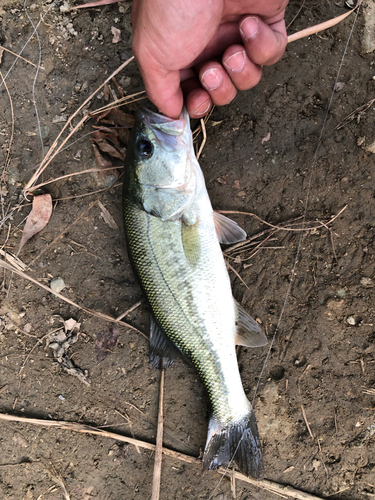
[
  {"xmin": 95, "ymin": 327, "xmax": 119, "ymax": 362},
  {"xmin": 111, "ymin": 27, "xmax": 122, "ymax": 44},
  {"xmin": 92, "ymin": 143, "xmax": 118, "ymax": 177},
  {"xmin": 19, "ymin": 194, "xmax": 52, "ymax": 253},
  {"xmin": 98, "ymin": 201, "xmax": 118, "ymax": 229},
  {"xmin": 64, "ymin": 318, "xmax": 80, "ymax": 333},
  {"xmin": 91, "ymin": 131, "xmax": 125, "ymax": 160}
]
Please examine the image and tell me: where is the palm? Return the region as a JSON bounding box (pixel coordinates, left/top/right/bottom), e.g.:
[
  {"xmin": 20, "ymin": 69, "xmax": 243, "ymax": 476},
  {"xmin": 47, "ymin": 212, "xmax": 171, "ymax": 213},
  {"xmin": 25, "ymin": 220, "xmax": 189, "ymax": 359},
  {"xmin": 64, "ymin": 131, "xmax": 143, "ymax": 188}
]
[{"xmin": 132, "ymin": 0, "xmax": 288, "ymax": 118}]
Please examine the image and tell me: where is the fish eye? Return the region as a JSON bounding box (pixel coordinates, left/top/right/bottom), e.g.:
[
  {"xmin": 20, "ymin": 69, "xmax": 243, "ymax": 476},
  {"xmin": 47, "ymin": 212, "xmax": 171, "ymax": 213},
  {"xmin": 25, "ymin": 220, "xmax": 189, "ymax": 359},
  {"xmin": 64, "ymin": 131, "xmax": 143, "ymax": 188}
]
[{"xmin": 136, "ymin": 138, "xmax": 154, "ymax": 159}]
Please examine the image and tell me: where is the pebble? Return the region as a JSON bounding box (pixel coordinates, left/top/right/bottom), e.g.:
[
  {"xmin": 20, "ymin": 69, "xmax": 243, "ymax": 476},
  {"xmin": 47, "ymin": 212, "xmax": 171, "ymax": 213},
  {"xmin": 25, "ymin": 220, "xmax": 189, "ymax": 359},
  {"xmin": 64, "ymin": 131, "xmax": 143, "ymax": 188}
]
[
  {"xmin": 346, "ymin": 315, "xmax": 356, "ymax": 326},
  {"xmin": 60, "ymin": 1, "xmax": 70, "ymax": 13},
  {"xmin": 336, "ymin": 288, "xmax": 347, "ymax": 298},
  {"xmin": 360, "ymin": 277, "xmax": 374, "ymax": 288},
  {"xmin": 50, "ymin": 277, "xmax": 66, "ymax": 293},
  {"xmin": 52, "ymin": 115, "xmax": 67, "ymax": 123}
]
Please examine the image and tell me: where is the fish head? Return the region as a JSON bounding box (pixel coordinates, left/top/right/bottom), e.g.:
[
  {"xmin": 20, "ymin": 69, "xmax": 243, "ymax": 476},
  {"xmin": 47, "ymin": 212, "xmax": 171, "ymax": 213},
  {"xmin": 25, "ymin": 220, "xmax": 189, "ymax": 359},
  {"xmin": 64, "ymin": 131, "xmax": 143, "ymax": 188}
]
[{"xmin": 124, "ymin": 107, "xmax": 202, "ymax": 221}]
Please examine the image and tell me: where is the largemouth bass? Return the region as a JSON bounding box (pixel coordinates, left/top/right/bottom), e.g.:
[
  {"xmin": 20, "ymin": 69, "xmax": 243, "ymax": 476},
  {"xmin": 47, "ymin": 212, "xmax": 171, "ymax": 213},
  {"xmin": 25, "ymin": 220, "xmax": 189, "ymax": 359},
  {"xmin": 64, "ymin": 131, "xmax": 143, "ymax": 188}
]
[{"xmin": 122, "ymin": 107, "xmax": 267, "ymax": 477}]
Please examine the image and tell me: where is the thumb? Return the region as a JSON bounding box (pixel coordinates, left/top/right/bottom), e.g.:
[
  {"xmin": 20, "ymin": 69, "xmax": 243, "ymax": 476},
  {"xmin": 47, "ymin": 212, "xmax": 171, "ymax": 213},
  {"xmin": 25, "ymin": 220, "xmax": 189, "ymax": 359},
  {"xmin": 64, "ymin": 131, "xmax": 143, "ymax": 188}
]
[{"xmin": 136, "ymin": 60, "xmax": 183, "ymax": 119}]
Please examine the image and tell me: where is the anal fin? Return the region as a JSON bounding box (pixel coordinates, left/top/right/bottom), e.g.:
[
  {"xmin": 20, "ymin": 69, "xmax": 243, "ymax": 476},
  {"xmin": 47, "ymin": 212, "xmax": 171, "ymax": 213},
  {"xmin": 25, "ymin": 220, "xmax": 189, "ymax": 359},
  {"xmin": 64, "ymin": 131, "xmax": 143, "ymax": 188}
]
[
  {"xmin": 235, "ymin": 301, "xmax": 268, "ymax": 347},
  {"xmin": 213, "ymin": 212, "xmax": 246, "ymax": 245},
  {"xmin": 149, "ymin": 315, "xmax": 181, "ymax": 370}
]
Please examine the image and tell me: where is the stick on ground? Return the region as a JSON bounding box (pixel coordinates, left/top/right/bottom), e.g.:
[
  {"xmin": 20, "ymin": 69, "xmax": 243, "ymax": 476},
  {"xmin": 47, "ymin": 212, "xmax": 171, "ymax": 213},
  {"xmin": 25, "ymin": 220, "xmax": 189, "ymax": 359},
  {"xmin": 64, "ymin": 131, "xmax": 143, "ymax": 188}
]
[
  {"xmin": 0, "ymin": 412, "xmax": 326, "ymax": 500},
  {"xmin": 151, "ymin": 368, "xmax": 165, "ymax": 500}
]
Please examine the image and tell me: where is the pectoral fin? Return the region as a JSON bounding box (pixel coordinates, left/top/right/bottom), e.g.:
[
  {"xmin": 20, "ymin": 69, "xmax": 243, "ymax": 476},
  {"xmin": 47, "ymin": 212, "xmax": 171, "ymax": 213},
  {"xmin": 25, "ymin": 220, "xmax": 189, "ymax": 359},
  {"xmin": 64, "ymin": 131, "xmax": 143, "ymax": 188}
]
[
  {"xmin": 149, "ymin": 315, "xmax": 181, "ymax": 369},
  {"xmin": 213, "ymin": 212, "xmax": 246, "ymax": 244},
  {"xmin": 235, "ymin": 302, "xmax": 268, "ymax": 347}
]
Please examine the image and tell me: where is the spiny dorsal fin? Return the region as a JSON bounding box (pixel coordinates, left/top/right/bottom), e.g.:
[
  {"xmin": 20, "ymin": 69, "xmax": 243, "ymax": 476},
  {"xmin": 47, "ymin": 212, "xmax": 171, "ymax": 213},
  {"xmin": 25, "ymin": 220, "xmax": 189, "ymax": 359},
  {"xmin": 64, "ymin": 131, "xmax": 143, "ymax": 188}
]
[
  {"xmin": 149, "ymin": 316, "xmax": 181, "ymax": 369},
  {"xmin": 235, "ymin": 302, "xmax": 268, "ymax": 347},
  {"xmin": 213, "ymin": 212, "xmax": 247, "ymax": 245}
]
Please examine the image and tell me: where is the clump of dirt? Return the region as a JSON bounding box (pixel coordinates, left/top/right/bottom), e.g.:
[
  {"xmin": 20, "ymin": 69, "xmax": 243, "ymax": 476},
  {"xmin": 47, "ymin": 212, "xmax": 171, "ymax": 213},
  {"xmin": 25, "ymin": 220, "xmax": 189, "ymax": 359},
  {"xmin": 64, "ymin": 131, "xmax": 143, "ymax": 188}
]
[{"xmin": 0, "ymin": 0, "xmax": 375, "ymax": 499}]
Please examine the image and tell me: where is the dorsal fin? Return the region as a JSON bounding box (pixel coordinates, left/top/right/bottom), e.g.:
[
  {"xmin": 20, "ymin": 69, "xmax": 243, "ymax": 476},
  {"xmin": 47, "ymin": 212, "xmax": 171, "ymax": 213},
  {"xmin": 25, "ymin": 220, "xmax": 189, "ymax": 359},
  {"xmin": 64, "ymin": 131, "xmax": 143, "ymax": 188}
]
[
  {"xmin": 213, "ymin": 212, "xmax": 246, "ymax": 245},
  {"xmin": 149, "ymin": 315, "xmax": 181, "ymax": 369},
  {"xmin": 235, "ymin": 302, "xmax": 268, "ymax": 347}
]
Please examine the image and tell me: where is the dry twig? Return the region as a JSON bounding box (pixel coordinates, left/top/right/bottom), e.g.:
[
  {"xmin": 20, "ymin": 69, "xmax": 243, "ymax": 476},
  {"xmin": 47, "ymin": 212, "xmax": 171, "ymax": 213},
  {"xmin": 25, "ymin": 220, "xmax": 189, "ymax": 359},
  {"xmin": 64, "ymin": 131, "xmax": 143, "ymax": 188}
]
[
  {"xmin": 0, "ymin": 258, "xmax": 147, "ymax": 338},
  {"xmin": 151, "ymin": 369, "xmax": 165, "ymax": 500},
  {"xmin": 0, "ymin": 412, "xmax": 326, "ymax": 500}
]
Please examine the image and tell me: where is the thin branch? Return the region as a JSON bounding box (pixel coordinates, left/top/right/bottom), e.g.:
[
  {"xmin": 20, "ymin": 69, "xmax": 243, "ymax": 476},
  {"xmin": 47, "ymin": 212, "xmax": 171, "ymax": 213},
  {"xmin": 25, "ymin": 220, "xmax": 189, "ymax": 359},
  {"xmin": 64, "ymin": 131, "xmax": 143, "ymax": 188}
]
[
  {"xmin": 287, "ymin": 0, "xmax": 362, "ymax": 43},
  {"xmin": 151, "ymin": 369, "xmax": 165, "ymax": 500},
  {"xmin": 0, "ymin": 45, "xmax": 37, "ymax": 67},
  {"xmin": 0, "ymin": 412, "xmax": 326, "ymax": 500},
  {"xmin": 0, "ymin": 258, "xmax": 147, "ymax": 338},
  {"xmin": 24, "ymin": 56, "xmax": 135, "ymax": 194}
]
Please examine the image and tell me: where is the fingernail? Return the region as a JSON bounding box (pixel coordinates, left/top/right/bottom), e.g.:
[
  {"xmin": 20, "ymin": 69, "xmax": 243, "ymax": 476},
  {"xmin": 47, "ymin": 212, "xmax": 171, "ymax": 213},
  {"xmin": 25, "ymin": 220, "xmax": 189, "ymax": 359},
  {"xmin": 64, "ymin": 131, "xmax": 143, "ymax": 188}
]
[
  {"xmin": 240, "ymin": 16, "xmax": 259, "ymax": 40},
  {"xmin": 194, "ymin": 99, "xmax": 211, "ymax": 116},
  {"xmin": 201, "ymin": 68, "xmax": 223, "ymax": 91},
  {"xmin": 223, "ymin": 50, "xmax": 246, "ymax": 73}
]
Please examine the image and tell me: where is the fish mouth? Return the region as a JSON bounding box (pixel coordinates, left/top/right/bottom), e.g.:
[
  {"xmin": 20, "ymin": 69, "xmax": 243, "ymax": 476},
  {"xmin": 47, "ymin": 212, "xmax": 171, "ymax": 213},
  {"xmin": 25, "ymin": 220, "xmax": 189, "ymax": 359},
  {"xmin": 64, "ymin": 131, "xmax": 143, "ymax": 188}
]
[{"xmin": 138, "ymin": 107, "xmax": 189, "ymax": 139}]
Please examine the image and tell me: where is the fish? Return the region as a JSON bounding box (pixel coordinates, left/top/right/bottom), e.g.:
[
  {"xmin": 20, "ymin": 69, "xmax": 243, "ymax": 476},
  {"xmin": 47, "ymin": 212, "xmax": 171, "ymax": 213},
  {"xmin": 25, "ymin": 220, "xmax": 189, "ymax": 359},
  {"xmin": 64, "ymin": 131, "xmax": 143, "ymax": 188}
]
[{"xmin": 122, "ymin": 107, "xmax": 268, "ymax": 478}]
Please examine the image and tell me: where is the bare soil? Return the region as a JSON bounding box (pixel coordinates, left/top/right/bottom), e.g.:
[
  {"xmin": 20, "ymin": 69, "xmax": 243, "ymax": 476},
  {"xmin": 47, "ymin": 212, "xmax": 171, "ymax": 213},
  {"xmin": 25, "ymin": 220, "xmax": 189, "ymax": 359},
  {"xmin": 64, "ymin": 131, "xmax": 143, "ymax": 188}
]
[{"xmin": 0, "ymin": 0, "xmax": 375, "ymax": 499}]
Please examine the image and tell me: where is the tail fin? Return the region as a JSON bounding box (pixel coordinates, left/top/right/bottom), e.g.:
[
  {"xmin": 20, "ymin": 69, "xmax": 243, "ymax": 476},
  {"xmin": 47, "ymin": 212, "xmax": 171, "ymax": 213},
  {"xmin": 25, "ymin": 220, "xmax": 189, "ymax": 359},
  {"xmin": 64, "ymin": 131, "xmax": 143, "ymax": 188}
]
[{"xmin": 202, "ymin": 412, "xmax": 263, "ymax": 478}]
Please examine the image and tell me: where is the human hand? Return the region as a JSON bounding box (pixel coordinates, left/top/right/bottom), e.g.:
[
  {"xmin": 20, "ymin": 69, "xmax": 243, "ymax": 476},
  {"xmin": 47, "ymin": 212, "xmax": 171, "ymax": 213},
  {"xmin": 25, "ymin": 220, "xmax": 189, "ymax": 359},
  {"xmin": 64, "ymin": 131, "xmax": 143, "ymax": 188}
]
[{"xmin": 131, "ymin": 0, "xmax": 289, "ymax": 119}]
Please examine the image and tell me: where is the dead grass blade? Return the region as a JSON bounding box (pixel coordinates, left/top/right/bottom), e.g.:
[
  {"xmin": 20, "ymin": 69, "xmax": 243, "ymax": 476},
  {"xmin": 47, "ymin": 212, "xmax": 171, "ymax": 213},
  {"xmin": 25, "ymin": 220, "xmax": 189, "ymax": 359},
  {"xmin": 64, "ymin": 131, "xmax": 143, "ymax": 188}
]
[
  {"xmin": 23, "ymin": 56, "xmax": 135, "ymax": 195},
  {"xmin": 0, "ymin": 69, "xmax": 15, "ymax": 223},
  {"xmin": 287, "ymin": 0, "xmax": 362, "ymax": 43},
  {"xmin": 196, "ymin": 118, "xmax": 207, "ymax": 160},
  {"xmin": 0, "ymin": 258, "xmax": 147, "ymax": 338},
  {"xmin": 45, "ymin": 461, "xmax": 70, "ymax": 500},
  {"xmin": 333, "ymin": 96, "xmax": 375, "ymax": 131},
  {"xmin": 0, "ymin": 249, "xmax": 27, "ymax": 271},
  {"xmin": 286, "ymin": 0, "xmax": 306, "ymax": 30},
  {"xmin": 226, "ymin": 261, "xmax": 251, "ymax": 291},
  {"xmin": 218, "ymin": 205, "xmax": 347, "ymax": 233},
  {"xmin": 151, "ymin": 369, "xmax": 165, "ymax": 500},
  {"xmin": 28, "ymin": 166, "xmax": 123, "ymax": 192},
  {"xmin": 0, "ymin": 45, "xmax": 37, "ymax": 67},
  {"xmin": 0, "ymin": 412, "xmax": 326, "ymax": 500}
]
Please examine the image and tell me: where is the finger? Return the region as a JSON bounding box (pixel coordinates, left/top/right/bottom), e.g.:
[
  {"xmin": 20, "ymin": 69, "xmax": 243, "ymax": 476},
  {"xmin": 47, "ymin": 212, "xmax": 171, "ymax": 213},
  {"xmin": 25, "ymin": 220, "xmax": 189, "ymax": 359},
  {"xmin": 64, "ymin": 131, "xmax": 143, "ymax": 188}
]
[
  {"xmin": 198, "ymin": 62, "xmax": 237, "ymax": 108},
  {"xmin": 185, "ymin": 87, "xmax": 213, "ymax": 119},
  {"xmin": 133, "ymin": 45, "xmax": 184, "ymax": 119},
  {"xmin": 239, "ymin": 15, "xmax": 287, "ymax": 66},
  {"xmin": 222, "ymin": 44, "xmax": 262, "ymax": 91}
]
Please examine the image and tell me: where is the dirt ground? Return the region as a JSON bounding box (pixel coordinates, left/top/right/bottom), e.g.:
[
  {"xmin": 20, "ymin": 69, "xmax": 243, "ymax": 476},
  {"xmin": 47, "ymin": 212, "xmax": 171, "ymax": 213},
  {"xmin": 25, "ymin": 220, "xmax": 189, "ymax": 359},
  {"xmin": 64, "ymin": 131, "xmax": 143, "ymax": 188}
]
[{"xmin": 0, "ymin": 0, "xmax": 374, "ymax": 498}]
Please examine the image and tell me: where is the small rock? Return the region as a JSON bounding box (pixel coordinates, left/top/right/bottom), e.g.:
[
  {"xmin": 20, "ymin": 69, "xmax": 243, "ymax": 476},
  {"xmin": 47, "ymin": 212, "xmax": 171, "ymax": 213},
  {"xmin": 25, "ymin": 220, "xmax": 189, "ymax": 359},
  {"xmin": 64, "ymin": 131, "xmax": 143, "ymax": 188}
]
[
  {"xmin": 360, "ymin": 277, "xmax": 374, "ymax": 287},
  {"xmin": 60, "ymin": 1, "xmax": 70, "ymax": 12},
  {"xmin": 50, "ymin": 277, "xmax": 66, "ymax": 293},
  {"xmin": 334, "ymin": 82, "xmax": 345, "ymax": 92},
  {"xmin": 346, "ymin": 315, "xmax": 357, "ymax": 326},
  {"xmin": 119, "ymin": 76, "xmax": 131, "ymax": 88},
  {"xmin": 293, "ymin": 353, "xmax": 306, "ymax": 367},
  {"xmin": 336, "ymin": 288, "xmax": 347, "ymax": 298},
  {"xmin": 52, "ymin": 115, "xmax": 67, "ymax": 124},
  {"xmin": 23, "ymin": 323, "xmax": 32, "ymax": 334}
]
